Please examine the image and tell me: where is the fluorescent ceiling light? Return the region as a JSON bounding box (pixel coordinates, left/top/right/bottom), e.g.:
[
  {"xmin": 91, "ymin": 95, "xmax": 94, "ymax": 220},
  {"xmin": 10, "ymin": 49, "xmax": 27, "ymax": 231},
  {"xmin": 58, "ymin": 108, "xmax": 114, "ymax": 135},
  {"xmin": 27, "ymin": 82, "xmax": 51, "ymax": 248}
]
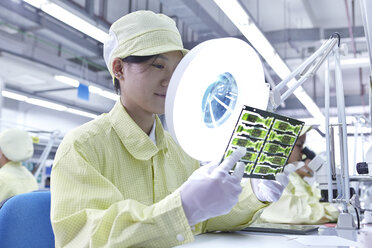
[
  {"xmin": 98, "ymin": 90, "xmax": 119, "ymax": 101},
  {"xmin": 88, "ymin": 85, "xmax": 103, "ymax": 94},
  {"xmin": 23, "ymin": 0, "xmax": 108, "ymax": 43},
  {"xmin": 54, "ymin": 75, "xmax": 79, "ymax": 87},
  {"xmin": 214, "ymin": 0, "xmax": 325, "ymax": 123},
  {"xmin": 2, "ymin": 91, "xmax": 28, "ymax": 101},
  {"xmin": 23, "ymin": 0, "xmax": 48, "ymax": 8},
  {"xmin": 2, "ymin": 90, "xmax": 97, "ymax": 119},
  {"xmin": 66, "ymin": 108, "xmax": 97, "ymax": 119},
  {"xmin": 55, "ymin": 76, "xmax": 118, "ymax": 101},
  {"xmin": 89, "ymin": 85, "xmax": 119, "ymax": 101},
  {"xmin": 26, "ymin": 98, "xmax": 68, "ymax": 111}
]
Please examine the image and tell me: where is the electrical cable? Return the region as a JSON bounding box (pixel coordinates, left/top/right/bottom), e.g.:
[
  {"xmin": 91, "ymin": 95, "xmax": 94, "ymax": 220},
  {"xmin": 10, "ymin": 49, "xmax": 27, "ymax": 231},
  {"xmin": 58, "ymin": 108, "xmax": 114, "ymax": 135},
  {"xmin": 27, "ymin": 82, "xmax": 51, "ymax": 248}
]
[
  {"xmin": 354, "ymin": 207, "xmax": 360, "ymax": 229},
  {"xmin": 331, "ymin": 32, "xmax": 341, "ymax": 47}
]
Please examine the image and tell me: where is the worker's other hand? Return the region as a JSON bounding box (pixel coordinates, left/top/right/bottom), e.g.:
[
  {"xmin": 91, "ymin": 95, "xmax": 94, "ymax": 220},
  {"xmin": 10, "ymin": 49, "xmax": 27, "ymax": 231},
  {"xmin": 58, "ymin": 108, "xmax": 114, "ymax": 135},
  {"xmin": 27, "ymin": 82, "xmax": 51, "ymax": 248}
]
[
  {"xmin": 295, "ymin": 159, "xmax": 314, "ymax": 178},
  {"xmin": 251, "ymin": 162, "xmax": 303, "ymax": 202},
  {"xmin": 180, "ymin": 147, "xmax": 246, "ymax": 226},
  {"xmin": 276, "ymin": 161, "xmax": 303, "ymax": 187}
]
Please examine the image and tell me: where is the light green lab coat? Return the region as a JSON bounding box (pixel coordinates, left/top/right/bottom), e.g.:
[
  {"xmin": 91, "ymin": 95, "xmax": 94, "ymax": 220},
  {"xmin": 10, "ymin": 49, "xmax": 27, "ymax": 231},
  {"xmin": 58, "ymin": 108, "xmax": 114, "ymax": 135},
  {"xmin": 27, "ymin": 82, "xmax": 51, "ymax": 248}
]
[
  {"xmin": 51, "ymin": 101, "xmax": 267, "ymax": 248},
  {"xmin": 0, "ymin": 161, "xmax": 38, "ymax": 202}
]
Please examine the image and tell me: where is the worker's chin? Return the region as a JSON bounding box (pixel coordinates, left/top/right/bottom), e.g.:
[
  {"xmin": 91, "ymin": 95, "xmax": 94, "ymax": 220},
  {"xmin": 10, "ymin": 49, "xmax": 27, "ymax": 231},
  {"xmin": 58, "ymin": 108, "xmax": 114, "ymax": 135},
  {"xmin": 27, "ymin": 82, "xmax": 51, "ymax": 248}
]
[{"xmin": 152, "ymin": 108, "xmax": 165, "ymax": 115}]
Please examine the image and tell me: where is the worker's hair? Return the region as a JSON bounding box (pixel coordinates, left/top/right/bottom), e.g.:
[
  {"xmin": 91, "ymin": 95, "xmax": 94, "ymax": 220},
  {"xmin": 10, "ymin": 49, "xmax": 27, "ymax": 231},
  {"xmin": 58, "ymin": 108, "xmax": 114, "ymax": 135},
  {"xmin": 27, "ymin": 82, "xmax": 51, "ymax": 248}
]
[{"xmin": 114, "ymin": 55, "xmax": 158, "ymax": 94}]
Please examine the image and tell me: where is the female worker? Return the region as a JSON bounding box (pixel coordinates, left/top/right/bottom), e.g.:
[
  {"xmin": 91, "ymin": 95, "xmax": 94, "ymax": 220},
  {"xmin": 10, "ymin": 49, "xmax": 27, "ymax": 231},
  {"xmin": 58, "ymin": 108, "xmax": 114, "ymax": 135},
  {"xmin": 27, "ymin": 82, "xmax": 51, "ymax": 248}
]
[
  {"xmin": 0, "ymin": 128, "xmax": 37, "ymax": 202},
  {"xmin": 50, "ymin": 10, "xmax": 285, "ymax": 247}
]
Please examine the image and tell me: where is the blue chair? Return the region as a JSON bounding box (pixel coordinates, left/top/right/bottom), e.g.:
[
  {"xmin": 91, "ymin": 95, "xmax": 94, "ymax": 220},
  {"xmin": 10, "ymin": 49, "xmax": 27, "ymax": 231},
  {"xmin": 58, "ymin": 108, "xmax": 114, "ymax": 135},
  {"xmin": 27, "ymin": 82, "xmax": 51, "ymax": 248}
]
[{"xmin": 0, "ymin": 191, "xmax": 55, "ymax": 248}]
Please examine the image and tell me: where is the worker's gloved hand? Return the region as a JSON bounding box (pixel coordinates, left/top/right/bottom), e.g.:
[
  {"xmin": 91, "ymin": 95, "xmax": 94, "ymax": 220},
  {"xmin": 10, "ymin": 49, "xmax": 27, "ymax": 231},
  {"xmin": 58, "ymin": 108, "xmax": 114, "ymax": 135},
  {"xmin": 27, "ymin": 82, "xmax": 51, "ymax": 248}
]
[
  {"xmin": 180, "ymin": 147, "xmax": 246, "ymax": 226},
  {"xmin": 250, "ymin": 162, "xmax": 303, "ymax": 202},
  {"xmin": 275, "ymin": 162, "xmax": 303, "ymax": 187}
]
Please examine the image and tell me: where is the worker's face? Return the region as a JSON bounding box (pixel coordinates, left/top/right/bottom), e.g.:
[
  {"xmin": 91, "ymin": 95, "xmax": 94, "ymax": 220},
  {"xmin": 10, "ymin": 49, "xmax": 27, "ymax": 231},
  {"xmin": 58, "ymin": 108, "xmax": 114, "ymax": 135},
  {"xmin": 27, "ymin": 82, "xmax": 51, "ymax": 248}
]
[
  {"xmin": 119, "ymin": 51, "xmax": 183, "ymax": 115},
  {"xmin": 288, "ymin": 134, "xmax": 306, "ymax": 164}
]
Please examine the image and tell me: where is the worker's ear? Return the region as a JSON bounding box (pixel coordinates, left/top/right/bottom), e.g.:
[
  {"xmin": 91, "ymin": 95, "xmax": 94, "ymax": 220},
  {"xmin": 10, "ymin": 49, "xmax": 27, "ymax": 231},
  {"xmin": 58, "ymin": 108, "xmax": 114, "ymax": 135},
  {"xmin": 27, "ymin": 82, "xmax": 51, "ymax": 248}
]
[{"xmin": 112, "ymin": 58, "xmax": 124, "ymax": 81}]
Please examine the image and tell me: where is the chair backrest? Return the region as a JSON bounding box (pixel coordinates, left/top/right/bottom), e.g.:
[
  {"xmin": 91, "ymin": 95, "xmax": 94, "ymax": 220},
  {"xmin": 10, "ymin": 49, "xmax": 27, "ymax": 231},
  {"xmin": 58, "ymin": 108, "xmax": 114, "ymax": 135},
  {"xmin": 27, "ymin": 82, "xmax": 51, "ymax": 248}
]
[{"xmin": 0, "ymin": 191, "xmax": 55, "ymax": 248}]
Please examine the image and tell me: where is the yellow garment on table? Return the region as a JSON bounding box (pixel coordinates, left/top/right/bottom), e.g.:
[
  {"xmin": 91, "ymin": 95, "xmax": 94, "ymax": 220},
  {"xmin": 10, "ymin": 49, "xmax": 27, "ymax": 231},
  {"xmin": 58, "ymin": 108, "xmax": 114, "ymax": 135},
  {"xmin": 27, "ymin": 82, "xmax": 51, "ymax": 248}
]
[
  {"xmin": 0, "ymin": 161, "xmax": 38, "ymax": 202},
  {"xmin": 51, "ymin": 100, "xmax": 267, "ymax": 248},
  {"xmin": 259, "ymin": 172, "xmax": 339, "ymax": 224}
]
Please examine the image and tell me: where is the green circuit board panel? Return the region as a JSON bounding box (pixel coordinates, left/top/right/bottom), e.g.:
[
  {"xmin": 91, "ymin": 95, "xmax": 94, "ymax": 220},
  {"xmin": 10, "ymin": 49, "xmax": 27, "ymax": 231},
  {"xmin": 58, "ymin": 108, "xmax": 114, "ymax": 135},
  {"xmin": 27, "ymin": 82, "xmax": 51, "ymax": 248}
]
[{"xmin": 223, "ymin": 105, "xmax": 304, "ymax": 180}]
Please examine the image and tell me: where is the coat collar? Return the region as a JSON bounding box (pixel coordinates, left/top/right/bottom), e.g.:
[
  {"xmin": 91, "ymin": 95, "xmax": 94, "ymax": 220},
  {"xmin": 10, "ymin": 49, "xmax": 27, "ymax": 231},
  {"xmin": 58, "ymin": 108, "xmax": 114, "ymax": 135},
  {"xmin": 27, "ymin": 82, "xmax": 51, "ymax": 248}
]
[
  {"xmin": 0, "ymin": 161, "xmax": 22, "ymax": 172},
  {"xmin": 108, "ymin": 101, "xmax": 168, "ymax": 160}
]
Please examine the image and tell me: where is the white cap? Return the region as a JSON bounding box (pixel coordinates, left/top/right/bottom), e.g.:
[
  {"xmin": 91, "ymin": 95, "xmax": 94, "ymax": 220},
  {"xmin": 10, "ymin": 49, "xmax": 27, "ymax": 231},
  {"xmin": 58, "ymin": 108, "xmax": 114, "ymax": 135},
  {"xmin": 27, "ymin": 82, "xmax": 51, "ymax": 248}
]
[
  {"xmin": 0, "ymin": 128, "xmax": 34, "ymax": 162},
  {"xmin": 103, "ymin": 10, "xmax": 188, "ymax": 79}
]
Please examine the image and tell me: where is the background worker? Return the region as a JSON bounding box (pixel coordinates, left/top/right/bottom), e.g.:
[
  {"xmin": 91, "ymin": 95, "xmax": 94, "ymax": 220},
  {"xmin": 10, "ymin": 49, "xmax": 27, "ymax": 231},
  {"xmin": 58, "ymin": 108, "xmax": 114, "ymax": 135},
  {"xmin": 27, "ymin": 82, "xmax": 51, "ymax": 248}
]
[
  {"xmin": 256, "ymin": 126, "xmax": 339, "ymax": 224},
  {"xmin": 289, "ymin": 126, "xmax": 314, "ymax": 179},
  {"xmin": 51, "ymin": 10, "xmax": 290, "ymax": 248},
  {"xmin": 0, "ymin": 128, "xmax": 38, "ymax": 202}
]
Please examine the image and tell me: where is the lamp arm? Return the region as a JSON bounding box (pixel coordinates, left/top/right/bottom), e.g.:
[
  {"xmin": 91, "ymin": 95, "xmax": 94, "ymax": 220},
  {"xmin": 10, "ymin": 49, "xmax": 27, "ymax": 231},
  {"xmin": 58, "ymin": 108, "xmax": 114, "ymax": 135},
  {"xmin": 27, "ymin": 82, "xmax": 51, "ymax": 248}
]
[{"xmin": 269, "ymin": 36, "xmax": 340, "ymax": 111}]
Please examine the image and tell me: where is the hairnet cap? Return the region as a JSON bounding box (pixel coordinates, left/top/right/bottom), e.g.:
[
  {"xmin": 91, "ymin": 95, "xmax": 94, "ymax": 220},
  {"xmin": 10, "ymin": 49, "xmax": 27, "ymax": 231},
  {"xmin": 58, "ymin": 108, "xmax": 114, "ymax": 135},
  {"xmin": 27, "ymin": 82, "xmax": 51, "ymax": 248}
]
[
  {"xmin": 300, "ymin": 125, "xmax": 312, "ymax": 136},
  {"xmin": 103, "ymin": 10, "xmax": 188, "ymax": 78},
  {"xmin": 0, "ymin": 129, "xmax": 34, "ymax": 162}
]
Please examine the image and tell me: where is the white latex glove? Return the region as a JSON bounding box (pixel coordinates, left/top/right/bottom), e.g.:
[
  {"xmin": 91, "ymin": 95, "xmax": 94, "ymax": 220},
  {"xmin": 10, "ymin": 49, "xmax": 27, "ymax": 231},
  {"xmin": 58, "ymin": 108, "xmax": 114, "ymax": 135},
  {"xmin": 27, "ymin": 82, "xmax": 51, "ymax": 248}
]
[
  {"xmin": 180, "ymin": 147, "xmax": 246, "ymax": 226},
  {"xmin": 250, "ymin": 162, "xmax": 304, "ymax": 202},
  {"xmin": 275, "ymin": 162, "xmax": 303, "ymax": 187}
]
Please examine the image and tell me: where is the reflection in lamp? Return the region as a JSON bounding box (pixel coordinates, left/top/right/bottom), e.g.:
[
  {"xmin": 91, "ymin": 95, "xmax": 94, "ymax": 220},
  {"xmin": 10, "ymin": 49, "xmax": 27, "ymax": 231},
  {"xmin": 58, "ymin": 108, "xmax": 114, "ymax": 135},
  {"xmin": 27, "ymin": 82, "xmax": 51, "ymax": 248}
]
[{"xmin": 202, "ymin": 72, "xmax": 238, "ymax": 129}]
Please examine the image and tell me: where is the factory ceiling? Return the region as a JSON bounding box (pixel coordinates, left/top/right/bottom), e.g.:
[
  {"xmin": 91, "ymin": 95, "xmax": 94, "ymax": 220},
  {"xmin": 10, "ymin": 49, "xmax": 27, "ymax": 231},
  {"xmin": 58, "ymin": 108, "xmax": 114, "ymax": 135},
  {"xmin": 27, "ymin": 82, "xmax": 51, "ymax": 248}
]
[{"xmin": 0, "ymin": 0, "xmax": 371, "ymax": 124}]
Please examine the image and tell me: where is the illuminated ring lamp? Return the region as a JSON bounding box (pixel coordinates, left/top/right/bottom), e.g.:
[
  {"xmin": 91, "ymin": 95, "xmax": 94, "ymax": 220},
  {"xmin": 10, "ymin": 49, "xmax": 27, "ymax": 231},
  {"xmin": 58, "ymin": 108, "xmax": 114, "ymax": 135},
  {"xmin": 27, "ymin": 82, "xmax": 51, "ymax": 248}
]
[{"xmin": 165, "ymin": 38, "xmax": 269, "ymax": 162}]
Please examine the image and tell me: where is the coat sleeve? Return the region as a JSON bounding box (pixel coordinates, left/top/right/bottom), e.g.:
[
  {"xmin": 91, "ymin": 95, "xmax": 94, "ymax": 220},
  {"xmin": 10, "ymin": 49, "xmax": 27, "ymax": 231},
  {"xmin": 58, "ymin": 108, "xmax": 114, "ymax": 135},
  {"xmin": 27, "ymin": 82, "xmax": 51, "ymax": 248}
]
[
  {"xmin": 0, "ymin": 177, "xmax": 13, "ymax": 203},
  {"xmin": 50, "ymin": 144, "xmax": 195, "ymax": 248},
  {"xmin": 203, "ymin": 179, "xmax": 269, "ymax": 232}
]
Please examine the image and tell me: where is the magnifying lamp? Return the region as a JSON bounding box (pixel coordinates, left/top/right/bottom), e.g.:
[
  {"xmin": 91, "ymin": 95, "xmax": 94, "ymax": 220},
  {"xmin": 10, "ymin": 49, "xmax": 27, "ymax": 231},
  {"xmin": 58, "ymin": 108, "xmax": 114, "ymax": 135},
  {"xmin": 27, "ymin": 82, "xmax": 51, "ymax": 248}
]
[{"xmin": 165, "ymin": 38, "xmax": 269, "ymax": 162}]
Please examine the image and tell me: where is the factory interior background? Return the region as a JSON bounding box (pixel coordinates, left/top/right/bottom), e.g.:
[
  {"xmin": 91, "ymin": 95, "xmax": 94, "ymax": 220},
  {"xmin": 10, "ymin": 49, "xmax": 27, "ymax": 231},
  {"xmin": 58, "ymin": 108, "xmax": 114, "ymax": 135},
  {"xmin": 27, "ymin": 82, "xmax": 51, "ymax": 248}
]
[{"xmin": 0, "ymin": 0, "xmax": 370, "ymax": 188}]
